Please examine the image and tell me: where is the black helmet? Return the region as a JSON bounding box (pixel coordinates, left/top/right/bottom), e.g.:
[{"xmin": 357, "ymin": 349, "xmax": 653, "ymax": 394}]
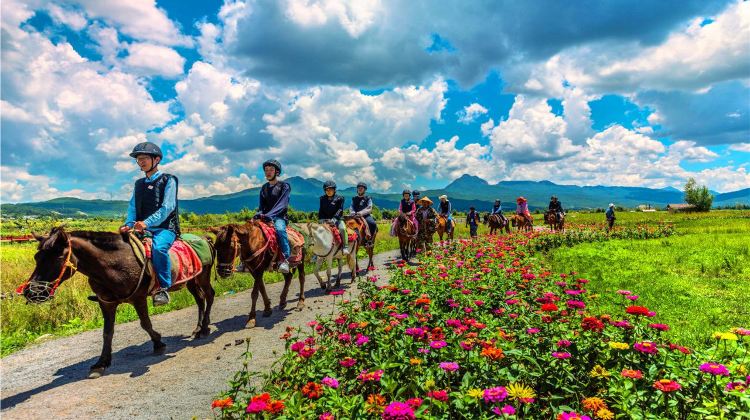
[
  {"xmin": 495, "ymin": 199, "xmax": 501, "ymax": 203},
  {"xmin": 263, "ymin": 159, "xmax": 282, "ymax": 174},
  {"xmin": 551, "ymin": 195, "xmax": 557, "ymax": 200},
  {"xmin": 402, "ymin": 189, "xmax": 411, "ymax": 195},
  {"xmin": 129, "ymin": 142, "xmax": 163, "ymax": 159},
  {"xmin": 323, "ymin": 180, "xmax": 337, "ymax": 191},
  {"xmin": 412, "ymin": 190, "xmax": 420, "ymax": 196},
  {"xmin": 356, "ymin": 182, "xmax": 367, "ymax": 190}
]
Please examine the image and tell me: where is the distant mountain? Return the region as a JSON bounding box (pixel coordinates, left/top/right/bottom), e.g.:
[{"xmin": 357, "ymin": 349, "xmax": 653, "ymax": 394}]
[{"xmin": 2, "ymin": 176, "xmax": 748, "ymax": 217}]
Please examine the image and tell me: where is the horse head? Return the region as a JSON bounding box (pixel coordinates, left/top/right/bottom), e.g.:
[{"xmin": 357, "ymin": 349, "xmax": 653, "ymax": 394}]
[
  {"xmin": 19, "ymin": 227, "xmax": 78, "ymax": 303},
  {"xmin": 210, "ymin": 224, "xmax": 240, "ymax": 278}
]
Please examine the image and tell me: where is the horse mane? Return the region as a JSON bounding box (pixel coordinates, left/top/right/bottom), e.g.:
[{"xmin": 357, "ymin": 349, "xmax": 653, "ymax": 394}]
[{"xmin": 70, "ymin": 230, "xmax": 129, "ymax": 251}]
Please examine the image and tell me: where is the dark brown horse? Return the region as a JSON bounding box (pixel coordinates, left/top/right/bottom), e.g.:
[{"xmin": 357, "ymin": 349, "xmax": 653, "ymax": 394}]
[
  {"xmin": 18, "ymin": 227, "xmax": 215, "ymax": 378},
  {"xmin": 343, "ymin": 215, "xmax": 376, "ymax": 272},
  {"xmin": 487, "ymin": 214, "xmax": 511, "ymax": 235},
  {"xmin": 436, "ymin": 215, "xmax": 454, "ymax": 242},
  {"xmin": 210, "ymin": 221, "xmax": 306, "ymax": 328},
  {"xmin": 511, "ymin": 214, "xmax": 534, "ymax": 232},
  {"xmin": 545, "ymin": 210, "xmax": 565, "ymax": 232},
  {"xmin": 396, "ymin": 214, "xmax": 417, "ymax": 261},
  {"xmin": 416, "ymin": 216, "xmax": 437, "ymax": 252}
]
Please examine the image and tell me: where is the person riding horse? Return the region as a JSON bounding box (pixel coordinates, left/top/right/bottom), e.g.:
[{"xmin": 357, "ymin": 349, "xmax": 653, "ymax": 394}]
[
  {"xmin": 391, "ymin": 190, "xmax": 418, "ymax": 236},
  {"xmin": 516, "ymin": 196, "xmax": 533, "ymax": 226},
  {"xmin": 490, "ymin": 199, "xmax": 508, "ymax": 225},
  {"xmin": 438, "ymin": 195, "xmax": 454, "ymax": 235},
  {"xmin": 349, "ymin": 182, "xmax": 378, "ymax": 243},
  {"xmin": 548, "ymin": 196, "xmax": 565, "ymax": 224},
  {"xmin": 318, "ymin": 180, "xmax": 349, "ymax": 255},
  {"xmin": 416, "ymin": 197, "xmax": 438, "ymax": 249},
  {"xmin": 119, "ymin": 141, "xmax": 178, "ymax": 306},
  {"xmin": 254, "ymin": 159, "xmax": 292, "ymax": 273}
]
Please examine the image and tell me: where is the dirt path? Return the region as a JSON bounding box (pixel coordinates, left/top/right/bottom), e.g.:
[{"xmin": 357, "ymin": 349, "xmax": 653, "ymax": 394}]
[{"xmin": 1, "ymin": 250, "xmax": 402, "ymax": 419}]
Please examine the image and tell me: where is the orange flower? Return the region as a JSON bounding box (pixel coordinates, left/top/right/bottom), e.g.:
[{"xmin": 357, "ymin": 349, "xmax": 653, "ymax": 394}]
[
  {"xmin": 481, "ymin": 346, "xmax": 505, "ymax": 360},
  {"xmin": 582, "ymin": 396, "xmax": 607, "ymax": 412},
  {"xmin": 211, "ymin": 397, "xmax": 233, "ymax": 409},
  {"xmin": 267, "ymin": 400, "xmax": 285, "ymax": 414},
  {"xmin": 301, "ymin": 381, "xmax": 323, "ymax": 399},
  {"xmin": 366, "ymin": 393, "xmax": 387, "ymax": 413}
]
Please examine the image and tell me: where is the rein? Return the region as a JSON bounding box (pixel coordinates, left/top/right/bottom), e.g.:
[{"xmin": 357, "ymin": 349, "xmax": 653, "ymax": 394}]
[{"xmin": 16, "ymin": 238, "xmax": 78, "ymax": 300}]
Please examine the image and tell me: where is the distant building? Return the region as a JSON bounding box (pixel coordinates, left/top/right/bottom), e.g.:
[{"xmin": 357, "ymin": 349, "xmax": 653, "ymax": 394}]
[
  {"xmin": 638, "ymin": 204, "xmax": 657, "ymax": 212},
  {"xmin": 666, "ymin": 203, "xmax": 696, "ymax": 213}
]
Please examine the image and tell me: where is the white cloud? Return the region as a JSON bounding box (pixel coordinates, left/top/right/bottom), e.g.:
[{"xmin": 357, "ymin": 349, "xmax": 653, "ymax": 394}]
[
  {"xmin": 668, "ymin": 140, "xmax": 718, "ymax": 162},
  {"xmin": 284, "ymin": 0, "xmax": 382, "ymax": 37},
  {"xmin": 729, "ymin": 143, "xmax": 750, "ymax": 152},
  {"xmin": 124, "ymin": 43, "xmax": 185, "ymax": 78},
  {"xmin": 457, "ymin": 103, "xmax": 488, "ymax": 124},
  {"xmin": 179, "ymin": 173, "xmax": 264, "ymax": 199},
  {"xmin": 46, "ymin": 3, "xmax": 88, "ymax": 31},
  {"xmin": 1, "ymin": 167, "xmax": 104, "ymax": 203},
  {"xmin": 96, "ymin": 132, "xmax": 148, "ymax": 157}
]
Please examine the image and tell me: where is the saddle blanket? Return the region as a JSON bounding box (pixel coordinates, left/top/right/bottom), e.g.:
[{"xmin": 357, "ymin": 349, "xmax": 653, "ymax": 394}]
[{"xmin": 142, "ymin": 237, "xmax": 204, "ymax": 294}]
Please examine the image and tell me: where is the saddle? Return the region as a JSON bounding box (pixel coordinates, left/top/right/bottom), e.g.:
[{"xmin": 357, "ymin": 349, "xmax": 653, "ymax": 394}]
[
  {"xmin": 130, "ymin": 233, "xmax": 208, "ymax": 295},
  {"xmin": 324, "ymin": 223, "xmax": 357, "ymax": 247},
  {"xmin": 256, "ymin": 222, "xmax": 305, "ymax": 269}
]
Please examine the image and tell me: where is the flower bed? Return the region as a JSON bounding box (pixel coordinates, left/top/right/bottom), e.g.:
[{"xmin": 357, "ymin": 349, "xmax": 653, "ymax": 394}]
[{"xmin": 214, "ymin": 229, "xmax": 749, "ymax": 419}]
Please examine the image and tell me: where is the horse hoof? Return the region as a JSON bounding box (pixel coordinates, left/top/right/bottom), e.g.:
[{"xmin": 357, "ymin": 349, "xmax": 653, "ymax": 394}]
[
  {"xmin": 88, "ymin": 368, "xmax": 105, "ymax": 379},
  {"xmin": 262, "ymin": 309, "xmax": 273, "ymax": 318},
  {"xmin": 246, "ymin": 318, "xmax": 256, "ymax": 329},
  {"xmin": 199, "ymin": 328, "xmax": 210, "ymax": 338},
  {"xmin": 153, "ymin": 343, "xmax": 167, "ymax": 355}
]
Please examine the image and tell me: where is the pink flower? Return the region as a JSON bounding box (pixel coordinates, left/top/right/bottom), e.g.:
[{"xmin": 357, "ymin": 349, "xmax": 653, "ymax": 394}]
[
  {"xmin": 427, "ymin": 390, "xmax": 449, "ymax": 402},
  {"xmin": 483, "ymin": 386, "xmax": 508, "ymax": 403},
  {"xmin": 355, "ymin": 334, "xmax": 370, "ymax": 347},
  {"xmin": 617, "ymin": 290, "xmax": 632, "ymax": 295},
  {"xmin": 322, "ymin": 377, "xmax": 339, "ymax": 388},
  {"xmin": 558, "ymin": 412, "xmax": 591, "ymax": 420},
  {"xmin": 357, "ymin": 369, "xmax": 384, "ymax": 383},
  {"xmin": 246, "ymin": 400, "xmax": 268, "ymax": 413},
  {"xmin": 566, "ymin": 300, "xmax": 585, "ymax": 309},
  {"xmin": 700, "ymin": 362, "xmax": 730, "ymax": 376},
  {"xmin": 649, "ymin": 323, "xmax": 670, "ymax": 331},
  {"xmin": 339, "ymin": 357, "xmax": 357, "ymax": 367},
  {"xmin": 290, "ymin": 341, "xmax": 305, "ymax": 352},
  {"xmin": 320, "ymin": 413, "xmax": 335, "ymax": 420},
  {"xmin": 626, "ymin": 295, "xmax": 639, "ymax": 301},
  {"xmin": 430, "ymin": 340, "xmax": 448, "ymax": 349},
  {"xmin": 492, "ymin": 405, "xmax": 516, "ymax": 415},
  {"xmin": 382, "ymin": 401, "xmax": 415, "ymax": 420},
  {"xmin": 439, "ymin": 362, "xmax": 459, "ymax": 372},
  {"xmin": 405, "ymin": 398, "xmax": 423, "ymax": 409},
  {"xmin": 527, "ymin": 328, "xmax": 540, "ymax": 334},
  {"xmin": 556, "ymin": 339, "xmax": 572, "ymax": 348},
  {"xmin": 330, "ymin": 290, "xmax": 345, "ymax": 296},
  {"xmin": 634, "ymin": 341, "xmax": 658, "ymax": 355},
  {"xmin": 552, "ymin": 351, "xmax": 571, "ymax": 359}
]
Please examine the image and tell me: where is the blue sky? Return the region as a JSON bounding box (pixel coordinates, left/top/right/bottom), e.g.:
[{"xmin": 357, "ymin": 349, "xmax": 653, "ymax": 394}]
[{"xmin": 1, "ymin": 0, "xmax": 749, "ymax": 203}]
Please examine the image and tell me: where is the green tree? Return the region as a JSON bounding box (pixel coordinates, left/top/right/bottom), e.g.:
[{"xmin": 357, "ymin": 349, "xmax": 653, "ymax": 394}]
[{"xmin": 684, "ymin": 178, "xmax": 713, "ymax": 211}]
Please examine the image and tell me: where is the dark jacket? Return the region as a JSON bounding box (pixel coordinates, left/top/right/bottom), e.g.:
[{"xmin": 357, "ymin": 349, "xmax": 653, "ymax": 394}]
[
  {"xmin": 549, "ymin": 200, "xmax": 564, "ymax": 213},
  {"xmin": 135, "ymin": 173, "xmax": 180, "ymax": 234},
  {"xmin": 318, "ymin": 194, "xmax": 344, "ymax": 220},
  {"xmin": 259, "ymin": 181, "xmax": 291, "ymax": 220}
]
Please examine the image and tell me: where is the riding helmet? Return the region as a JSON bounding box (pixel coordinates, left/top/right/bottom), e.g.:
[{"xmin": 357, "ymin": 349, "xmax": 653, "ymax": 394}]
[
  {"xmin": 356, "ymin": 182, "xmax": 367, "ymax": 190},
  {"xmin": 129, "ymin": 142, "xmax": 163, "ymax": 159},
  {"xmin": 263, "ymin": 159, "xmax": 282, "ymax": 174},
  {"xmin": 323, "ymin": 180, "xmax": 337, "ymax": 191},
  {"xmin": 402, "ymin": 189, "xmax": 411, "ymax": 195}
]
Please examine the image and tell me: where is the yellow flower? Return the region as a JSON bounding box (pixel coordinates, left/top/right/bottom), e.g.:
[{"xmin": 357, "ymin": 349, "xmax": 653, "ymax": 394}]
[
  {"xmin": 467, "ymin": 388, "xmax": 484, "ymax": 399},
  {"xmin": 596, "ymin": 408, "xmax": 615, "ymax": 419},
  {"xmin": 424, "ymin": 379, "xmax": 436, "ymax": 390},
  {"xmin": 590, "ymin": 365, "xmax": 611, "ymax": 379},
  {"xmin": 409, "ymin": 358, "xmax": 422, "ymax": 365},
  {"xmin": 737, "ymin": 364, "xmax": 748, "ymax": 375},
  {"xmin": 506, "ymin": 383, "xmax": 536, "ymax": 402},
  {"xmin": 608, "ymin": 341, "xmax": 629, "ymax": 350},
  {"xmin": 713, "ymin": 332, "xmax": 738, "ymax": 341}
]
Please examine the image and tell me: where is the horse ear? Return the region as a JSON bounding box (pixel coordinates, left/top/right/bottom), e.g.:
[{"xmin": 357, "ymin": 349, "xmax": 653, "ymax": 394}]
[
  {"xmin": 32, "ymin": 232, "xmax": 46, "ymax": 242},
  {"xmin": 207, "ymin": 226, "xmax": 220, "ymax": 235}
]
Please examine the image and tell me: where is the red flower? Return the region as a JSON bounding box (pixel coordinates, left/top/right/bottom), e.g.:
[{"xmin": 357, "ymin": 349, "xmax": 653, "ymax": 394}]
[
  {"xmin": 626, "ymin": 306, "xmax": 651, "ymax": 316},
  {"xmin": 211, "ymin": 397, "xmax": 233, "ymax": 409},
  {"xmin": 302, "ymin": 382, "xmax": 323, "ymax": 399},
  {"xmin": 581, "ymin": 317, "xmax": 604, "ymax": 332},
  {"xmin": 541, "ymin": 303, "xmax": 559, "ymax": 312},
  {"xmin": 653, "ymin": 379, "xmax": 681, "ymax": 392}
]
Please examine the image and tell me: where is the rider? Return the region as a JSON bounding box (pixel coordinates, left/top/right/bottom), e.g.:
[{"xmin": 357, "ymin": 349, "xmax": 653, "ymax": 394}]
[
  {"xmin": 438, "ymin": 195, "xmax": 453, "ymax": 234},
  {"xmin": 490, "ymin": 199, "xmax": 507, "ymax": 224},
  {"xmin": 391, "ymin": 190, "xmax": 418, "ymax": 236},
  {"xmin": 605, "ymin": 203, "xmax": 616, "ymax": 231},
  {"xmin": 416, "ymin": 196, "xmax": 438, "ymax": 230},
  {"xmin": 254, "ymin": 159, "xmax": 292, "ymax": 274},
  {"xmin": 120, "ymin": 142, "xmax": 179, "ymax": 306},
  {"xmin": 318, "ymin": 180, "xmax": 349, "ymax": 255},
  {"xmin": 466, "ymin": 206, "xmax": 480, "ymax": 238},
  {"xmin": 516, "ymin": 196, "xmax": 533, "ymax": 226},
  {"xmin": 349, "ymin": 182, "xmax": 378, "ymax": 241},
  {"xmin": 548, "ymin": 195, "xmax": 565, "ymax": 223}
]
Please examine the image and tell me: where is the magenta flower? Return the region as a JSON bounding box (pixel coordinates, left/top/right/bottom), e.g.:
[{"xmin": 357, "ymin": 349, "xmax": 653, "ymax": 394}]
[
  {"xmin": 700, "ymin": 362, "xmax": 730, "ymax": 376},
  {"xmin": 355, "ymin": 334, "xmax": 370, "ymax": 347},
  {"xmin": 556, "ymin": 339, "xmax": 572, "ymax": 348},
  {"xmin": 439, "ymin": 362, "xmax": 459, "ymax": 372},
  {"xmin": 382, "ymin": 401, "xmax": 415, "ymax": 420},
  {"xmin": 330, "ymin": 290, "xmax": 345, "ymax": 296},
  {"xmin": 339, "ymin": 357, "xmax": 357, "ymax": 367},
  {"xmin": 492, "ymin": 405, "xmax": 516, "ymax": 415},
  {"xmin": 566, "ymin": 300, "xmax": 585, "ymax": 309},
  {"xmin": 558, "ymin": 412, "xmax": 591, "ymax": 420},
  {"xmin": 246, "ymin": 400, "xmax": 267, "ymax": 413},
  {"xmin": 430, "ymin": 340, "xmax": 448, "ymax": 349},
  {"xmin": 322, "ymin": 377, "xmax": 339, "ymax": 388},
  {"xmin": 634, "ymin": 341, "xmax": 658, "ymax": 355},
  {"xmin": 527, "ymin": 328, "xmax": 540, "ymax": 334},
  {"xmin": 649, "ymin": 323, "xmax": 670, "ymax": 331},
  {"xmin": 483, "ymin": 386, "xmax": 508, "ymax": 403},
  {"xmin": 552, "ymin": 351, "xmax": 571, "ymax": 359}
]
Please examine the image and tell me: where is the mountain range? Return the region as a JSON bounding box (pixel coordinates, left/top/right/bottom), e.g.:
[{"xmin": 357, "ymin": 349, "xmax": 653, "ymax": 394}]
[{"xmin": 2, "ymin": 175, "xmax": 748, "ymax": 217}]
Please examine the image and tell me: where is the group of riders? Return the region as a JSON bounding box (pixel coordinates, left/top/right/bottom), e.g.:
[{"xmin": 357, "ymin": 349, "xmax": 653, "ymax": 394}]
[{"xmin": 121, "ymin": 141, "xmax": 614, "ymax": 307}]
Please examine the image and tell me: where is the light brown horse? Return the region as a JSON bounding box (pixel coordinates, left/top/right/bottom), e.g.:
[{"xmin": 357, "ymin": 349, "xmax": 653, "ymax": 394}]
[
  {"xmin": 396, "ymin": 214, "xmax": 417, "ymax": 261},
  {"xmin": 343, "ymin": 215, "xmax": 376, "ymax": 272},
  {"xmin": 512, "ymin": 214, "xmax": 534, "ymax": 232},
  {"xmin": 436, "ymin": 215, "xmax": 455, "ymax": 242},
  {"xmin": 545, "ymin": 210, "xmax": 565, "ymax": 232},
  {"xmin": 19, "ymin": 227, "xmax": 216, "ymax": 378},
  {"xmin": 487, "ymin": 214, "xmax": 511, "ymax": 234},
  {"xmin": 210, "ymin": 221, "xmax": 306, "ymax": 328}
]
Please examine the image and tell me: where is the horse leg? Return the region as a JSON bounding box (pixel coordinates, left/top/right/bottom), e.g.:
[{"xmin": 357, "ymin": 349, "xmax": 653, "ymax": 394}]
[
  {"xmin": 247, "ymin": 275, "xmax": 260, "ymax": 328},
  {"xmin": 89, "ymin": 301, "xmax": 118, "ymax": 378},
  {"xmin": 256, "ymin": 275, "xmax": 273, "ymax": 318},
  {"xmin": 296, "ymin": 262, "xmax": 306, "ymax": 311},
  {"xmin": 199, "ymin": 270, "xmax": 215, "ymax": 337},
  {"xmin": 133, "ymin": 297, "xmax": 166, "ymax": 352},
  {"xmin": 313, "ymin": 257, "xmax": 326, "ymax": 290},
  {"xmin": 335, "ymin": 257, "xmax": 343, "ymax": 288},
  {"xmin": 279, "ymin": 271, "xmax": 291, "ymax": 311},
  {"xmin": 325, "ymin": 255, "xmax": 334, "ymax": 292},
  {"xmin": 186, "ymin": 281, "xmax": 206, "ymax": 338}
]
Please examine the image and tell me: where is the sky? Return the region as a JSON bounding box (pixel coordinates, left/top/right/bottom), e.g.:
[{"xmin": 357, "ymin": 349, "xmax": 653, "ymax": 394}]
[{"xmin": 1, "ymin": 0, "xmax": 749, "ymax": 203}]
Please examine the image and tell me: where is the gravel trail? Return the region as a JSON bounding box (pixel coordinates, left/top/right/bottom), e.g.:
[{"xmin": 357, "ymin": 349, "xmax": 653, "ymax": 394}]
[{"xmin": 1, "ymin": 250, "xmax": 402, "ymax": 419}]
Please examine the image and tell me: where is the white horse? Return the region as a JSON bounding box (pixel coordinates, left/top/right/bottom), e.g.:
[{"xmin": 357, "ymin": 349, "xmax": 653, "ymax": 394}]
[{"xmin": 306, "ymin": 222, "xmax": 358, "ymax": 292}]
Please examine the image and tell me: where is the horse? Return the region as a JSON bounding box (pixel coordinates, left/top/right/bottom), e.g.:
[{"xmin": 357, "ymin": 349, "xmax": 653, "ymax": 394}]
[
  {"xmin": 511, "ymin": 214, "xmax": 534, "ymax": 232},
  {"xmin": 545, "ymin": 210, "xmax": 565, "ymax": 232},
  {"xmin": 18, "ymin": 227, "xmax": 216, "ymax": 379},
  {"xmin": 436, "ymin": 215, "xmax": 455, "ymax": 242},
  {"xmin": 396, "ymin": 214, "xmax": 417, "ymax": 261},
  {"xmin": 343, "ymin": 215, "xmax": 377, "ymax": 272},
  {"xmin": 210, "ymin": 221, "xmax": 305, "ymax": 328},
  {"xmin": 487, "ymin": 214, "xmax": 511, "ymax": 235},
  {"xmin": 306, "ymin": 222, "xmax": 357, "ymax": 291},
  {"xmin": 416, "ymin": 216, "xmax": 437, "ymax": 252}
]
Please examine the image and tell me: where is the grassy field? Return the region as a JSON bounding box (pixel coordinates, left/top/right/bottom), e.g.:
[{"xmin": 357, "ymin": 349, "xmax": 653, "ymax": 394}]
[
  {"xmin": 0, "ymin": 219, "xmax": 481, "ymax": 356},
  {"xmin": 545, "ymin": 210, "xmax": 750, "ymax": 347}
]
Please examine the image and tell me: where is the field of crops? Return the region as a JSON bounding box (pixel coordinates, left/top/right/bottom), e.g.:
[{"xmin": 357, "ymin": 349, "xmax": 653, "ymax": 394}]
[{"xmin": 213, "ymin": 215, "xmax": 750, "ymax": 418}]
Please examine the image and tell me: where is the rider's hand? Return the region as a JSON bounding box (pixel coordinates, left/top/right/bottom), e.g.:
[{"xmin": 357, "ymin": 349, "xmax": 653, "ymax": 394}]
[
  {"xmin": 119, "ymin": 225, "xmax": 131, "ymax": 233},
  {"xmin": 133, "ymin": 221, "xmax": 147, "ymax": 233}
]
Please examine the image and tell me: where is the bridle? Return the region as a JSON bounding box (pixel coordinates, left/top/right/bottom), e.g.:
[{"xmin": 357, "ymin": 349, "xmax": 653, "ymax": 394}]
[{"xmin": 17, "ymin": 238, "xmax": 78, "ymax": 302}]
